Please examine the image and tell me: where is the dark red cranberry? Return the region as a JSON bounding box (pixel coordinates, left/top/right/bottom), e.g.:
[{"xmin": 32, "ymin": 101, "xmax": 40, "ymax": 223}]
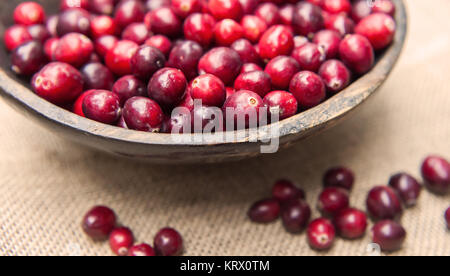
[
  {"xmin": 291, "ymin": 42, "xmax": 326, "ymax": 73},
  {"xmin": 371, "ymin": 220, "xmax": 406, "ymax": 252},
  {"xmin": 95, "ymin": 35, "xmax": 118, "ymax": 58},
  {"xmin": 421, "ymin": 155, "xmax": 450, "ymax": 195},
  {"xmin": 323, "ymin": 167, "xmax": 354, "ymax": 191},
  {"xmin": 14, "ymin": 2, "xmax": 45, "ymax": 26},
  {"xmin": 114, "ymin": 0, "xmax": 145, "ymax": 29},
  {"xmin": 231, "ymin": 39, "xmax": 261, "ymax": 64},
  {"xmin": 366, "ymin": 186, "xmax": 403, "ymax": 221},
  {"xmin": 56, "ymin": 8, "xmax": 91, "ymax": 36},
  {"xmin": 80, "ymin": 62, "xmax": 115, "ymax": 91},
  {"xmin": 198, "ymin": 47, "xmax": 242, "ymax": 85},
  {"xmin": 240, "ymin": 15, "xmax": 267, "ymax": 44},
  {"xmin": 73, "ymin": 90, "xmax": 94, "ymax": 117},
  {"xmin": 214, "ymin": 19, "xmax": 244, "ymax": 46},
  {"xmin": 234, "ymin": 71, "xmax": 271, "ymax": 98},
  {"xmin": 110, "ymin": 227, "xmax": 134, "ymax": 256},
  {"xmin": 177, "ymin": 87, "xmax": 195, "ymax": 111},
  {"xmin": 88, "ymin": 53, "xmax": 101, "ymax": 63},
  {"xmin": 279, "ymin": 4, "xmax": 295, "ymax": 26},
  {"xmin": 292, "ymin": 2, "xmax": 324, "ymax": 38},
  {"xmin": 45, "ymin": 15, "xmax": 59, "ymax": 37},
  {"xmin": 128, "ymin": 243, "xmax": 156, "ymax": 256},
  {"xmin": 334, "ymin": 208, "xmax": 367, "ymax": 239},
  {"xmin": 154, "ymin": 228, "xmax": 184, "ymax": 256},
  {"xmin": 222, "ymin": 90, "xmax": 263, "ymax": 129},
  {"xmin": 388, "ymin": 173, "xmax": 422, "ymax": 207},
  {"xmin": 53, "ymin": 33, "xmax": 94, "ymax": 68},
  {"xmin": 282, "ymin": 199, "xmax": 311, "ymax": 233},
  {"xmin": 191, "ymin": 105, "xmax": 224, "ymax": 133},
  {"xmin": 351, "ymin": 0, "xmax": 372, "ymax": 23},
  {"xmin": 82, "ymin": 90, "xmax": 121, "ymax": 124},
  {"xmin": 264, "ymin": 91, "xmax": 298, "ymax": 120},
  {"xmin": 254, "ymin": 3, "xmax": 280, "ymax": 27},
  {"xmin": 209, "ymin": 0, "xmax": 243, "ymax": 21},
  {"xmin": 355, "ymin": 13, "xmax": 396, "ymax": 51},
  {"xmin": 123, "ymin": 96, "xmax": 164, "ymax": 132},
  {"xmin": 43, "ymin": 38, "xmax": 59, "ymax": 60},
  {"xmin": 162, "ymin": 113, "xmax": 189, "ymax": 134},
  {"xmin": 183, "ymin": 13, "xmax": 216, "ymax": 48},
  {"xmin": 240, "ymin": 63, "xmax": 262, "ymax": 74},
  {"xmin": 259, "ymin": 25, "xmax": 294, "ymax": 60},
  {"xmin": 145, "ymin": 0, "xmax": 172, "ymax": 11},
  {"xmin": 372, "ymin": 0, "xmax": 396, "ymax": 17},
  {"xmin": 307, "ymin": 218, "xmax": 335, "ymax": 251},
  {"xmin": 32, "ymin": 62, "xmax": 84, "ymax": 104},
  {"xmin": 131, "ymin": 45, "xmax": 166, "ymax": 81},
  {"xmin": 313, "ymin": 30, "xmax": 341, "ymax": 59},
  {"xmin": 90, "ymin": 15, "xmax": 117, "ymax": 39},
  {"xmin": 105, "ymin": 40, "xmax": 139, "ymax": 76},
  {"xmin": 89, "ymin": 0, "xmax": 115, "ymax": 15},
  {"xmin": 148, "ymin": 68, "xmax": 187, "ymax": 109},
  {"xmin": 149, "ymin": 7, "xmax": 182, "ymax": 38},
  {"xmin": 272, "ymin": 179, "xmax": 305, "ymax": 203},
  {"xmin": 4, "ymin": 25, "xmax": 32, "ymax": 51},
  {"xmin": 318, "ymin": 187, "xmax": 350, "ymax": 216},
  {"xmin": 11, "ymin": 40, "xmax": 46, "ymax": 76},
  {"xmin": 289, "ymin": 71, "xmax": 326, "ymax": 110},
  {"xmin": 325, "ymin": 14, "xmax": 355, "ymax": 37},
  {"xmin": 190, "ymin": 74, "xmax": 226, "ymax": 107},
  {"xmin": 445, "ymin": 207, "xmax": 450, "ymax": 230},
  {"xmin": 167, "ymin": 40, "xmax": 203, "ymax": 80},
  {"xmin": 171, "ymin": 0, "xmax": 202, "ymax": 19},
  {"xmin": 323, "ymin": 0, "xmax": 351, "ymax": 15},
  {"xmin": 61, "ymin": 0, "xmax": 89, "ymax": 10},
  {"xmin": 239, "ymin": 0, "xmax": 259, "ymax": 14},
  {"xmin": 339, "ymin": 34, "xmax": 375, "ymax": 75},
  {"xmin": 82, "ymin": 206, "xmax": 116, "ymax": 240},
  {"xmin": 248, "ymin": 198, "xmax": 280, "ymax": 223},
  {"xmin": 264, "ymin": 56, "xmax": 300, "ymax": 90},
  {"xmin": 144, "ymin": 35, "xmax": 172, "ymax": 57},
  {"xmin": 27, "ymin": 24, "xmax": 51, "ymax": 43},
  {"xmin": 112, "ymin": 75, "xmax": 146, "ymax": 106},
  {"xmin": 319, "ymin": 60, "xmax": 351, "ymax": 94}
]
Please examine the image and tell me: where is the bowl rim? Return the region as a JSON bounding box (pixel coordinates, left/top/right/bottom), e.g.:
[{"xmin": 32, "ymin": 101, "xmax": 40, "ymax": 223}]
[{"xmin": 0, "ymin": 0, "xmax": 407, "ymax": 147}]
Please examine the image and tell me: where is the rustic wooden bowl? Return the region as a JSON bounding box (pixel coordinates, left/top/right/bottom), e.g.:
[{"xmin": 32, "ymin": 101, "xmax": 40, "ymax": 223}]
[{"xmin": 0, "ymin": 0, "xmax": 407, "ymax": 164}]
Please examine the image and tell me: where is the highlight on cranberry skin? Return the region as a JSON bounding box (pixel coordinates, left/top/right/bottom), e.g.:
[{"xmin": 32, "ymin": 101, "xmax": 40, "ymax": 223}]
[{"xmin": 307, "ymin": 218, "xmax": 336, "ymax": 251}]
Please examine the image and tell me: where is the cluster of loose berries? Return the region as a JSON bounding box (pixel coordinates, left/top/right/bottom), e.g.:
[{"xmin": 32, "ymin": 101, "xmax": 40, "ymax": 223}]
[
  {"xmin": 249, "ymin": 155, "xmax": 450, "ymax": 253},
  {"xmin": 5, "ymin": 0, "xmax": 397, "ymax": 133},
  {"xmin": 82, "ymin": 205, "xmax": 183, "ymax": 256}
]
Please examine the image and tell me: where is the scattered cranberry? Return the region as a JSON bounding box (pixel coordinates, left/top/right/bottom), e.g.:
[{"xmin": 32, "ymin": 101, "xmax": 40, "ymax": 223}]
[
  {"xmin": 82, "ymin": 90, "xmax": 121, "ymax": 124},
  {"xmin": 56, "ymin": 8, "xmax": 91, "ymax": 36},
  {"xmin": 234, "ymin": 71, "xmax": 272, "ymax": 98},
  {"xmin": 339, "ymin": 34, "xmax": 375, "ymax": 74},
  {"xmin": 289, "ymin": 71, "xmax": 326, "ymax": 110},
  {"xmin": 209, "ymin": 0, "xmax": 243, "ymax": 21},
  {"xmin": 307, "ymin": 218, "xmax": 335, "ymax": 251},
  {"xmin": 90, "ymin": 15, "xmax": 117, "ymax": 39},
  {"xmin": 109, "ymin": 227, "xmax": 134, "ymax": 256},
  {"xmin": 73, "ymin": 90, "xmax": 94, "ymax": 117},
  {"xmin": 154, "ymin": 228, "xmax": 184, "ymax": 256},
  {"xmin": 11, "ymin": 41, "xmax": 47, "ymax": 76},
  {"xmin": 145, "ymin": 35, "xmax": 172, "ymax": 57},
  {"xmin": 90, "ymin": 0, "xmax": 115, "ymax": 15},
  {"xmin": 82, "ymin": 206, "xmax": 116, "ymax": 240},
  {"xmin": 355, "ymin": 13, "xmax": 396, "ymax": 51},
  {"xmin": 254, "ymin": 3, "xmax": 280, "ymax": 27},
  {"xmin": 445, "ymin": 207, "xmax": 450, "ymax": 230},
  {"xmin": 53, "ymin": 33, "xmax": 94, "ymax": 68},
  {"xmin": 248, "ymin": 198, "xmax": 281, "ymax": 223},
  {"xmin": 114, "ymin": 0, "xmax": 145, "ymax": 29},
  {"xmin": 388, "ymin": 173, "xmax": 422, "ymax": 207},
  {"xmin": 313, "ymin": 30, "xmax": 341, "ymax": 59},
  {"xmin": 27, "ymin": 24, "xmax": 51, "ymax": 43},
  {"xmin": 131, "ymin": 45, "xmax": 166, "ymax": 81},
  {"xmin": 323, "ymin": 0, "xmax": 351, "ymax": 15},
  {"xmin": 333, "ymin": 208, "xmax": 367, "ymax": 239},
  {"xmin": 183, "ymin": 13, "xmax": 216, "ymax": 48},
  {"xmin": 191, "ymin": 74, "xmax": 226, "ymax": 107},
  {"xmin": 351, "ymin": 0, "xmax": 372, "ymax": 23},
  {"xmin": 421, "ymin": 155, "xmax": 450, "ymax": 195},
  {"xmin": 264, "ymin": 56, "xmax": 300, "ymax": 90},
  {"xmin": 172, "ymin": 0, "xmax": 202, "ymax": 19},
  {"xmin": 319, "ymin": 60, "xmax": 351, "ymax": 94},
  {"xmin": 292, "ymin": 2, "xmax": 324, "ymax": 38},
  {"xmin": 371, "ymin": 220, "xmax": 406, "ymax": 252},
  {"xmin": 198, "ymin": 47, "xmax": 242, "ymax": 85},
  {"xmin": 291, "ymin": 42, "xmax": 326, "ymax": 72},
  {"xmin": 167, "ymin": 40, "xmax": 203, "ymax": 80},
  {"xmin": 271, "ymin": 179, "xmax": 305, "ymax": 203},
  {"xmin": 240, "ymin": 15, "xmax": 267, "ymax": 44},
  {"xmin": 95, "ymin": 35, "xmax": 118, "ymax": 58},
  {"xmin": 80, "ymin": 62, "xmax": 115, "ymax": 91},
  {"xmin": 259, "ymin": 25, "xmax": 294, "ymax": 60},
  {"xmin": 105, "ymin": 40, "xmax": 139, "ymax": 76},
  {"xmin": 231, "ymin": 39, "xmax": 261, "ymax": 65},
  {"xmin": 366, "ymin": 186, "xmax": 403, "ymax": 221},
  {"xmin": 123, "ymin": 96, "xmax": 164, "ymax": 132},
  {"xmin": 149, "ymin": 7, "xmax": 182, "ymax": 38},
  {"xmin": 148, "ymin": 68, "xmax": 187, "ymax": 109},
  {"xmin": 222, "ymin": 90, "xmax": 263, "ymax": 129},
  {"xmin": 372, "ymin": 0, "xmax": 396, "ymax": 17},
  {"xmin": 4, "ymin": 25, "xmax": 32, "ymax": 51},
  {"xmin": 61, "ymin": 0, "xmax": 89, "ymax": 11},
  {"xmin": 14, "ymin": 2, "xmax": 45, "ymax": 26},
  {"xmin": 128, "ymin": 243, "xmax": 156, "ymax": 256},
  {"xmin": 240, "ymin": 63, "xmax": 263, "ymax": 74},
  {"xmin": 282, "ymin": 199, "xmax": 311, "ymax": 233},
  {"xmin": 214, "ymin": 19, "xmax": 244, "ymax": 46},
  {"xmin": 323, "ymin": 167, "xmax": 354, "ymax": 191},
  {"xmin": 318, "ymin": 187, "xmax": 350, "ymax": 216},
  {"xmin": 112, "ymin": 75, "xmax": 146, "ymax": 106},
  {"xmin": 264, "ymin": 91, "xmax": 298, "ymax": 121}
]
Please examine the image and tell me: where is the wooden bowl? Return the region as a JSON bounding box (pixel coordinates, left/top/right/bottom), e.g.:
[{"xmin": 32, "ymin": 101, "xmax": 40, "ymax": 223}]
[{"xmin": 0, "ymin": 0, "xmax": 407, "ymax": 164}]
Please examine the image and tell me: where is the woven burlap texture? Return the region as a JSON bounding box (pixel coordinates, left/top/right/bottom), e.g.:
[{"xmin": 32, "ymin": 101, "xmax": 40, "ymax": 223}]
[{"xmin": 0, "ymin": 0, "xmax": 449, "ymax": 256}]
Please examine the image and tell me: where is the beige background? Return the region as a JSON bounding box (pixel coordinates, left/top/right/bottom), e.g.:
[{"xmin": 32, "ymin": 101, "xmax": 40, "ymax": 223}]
[{"xmin": 0, "ymin": 0, "xmax": 449, "ymax": 256}]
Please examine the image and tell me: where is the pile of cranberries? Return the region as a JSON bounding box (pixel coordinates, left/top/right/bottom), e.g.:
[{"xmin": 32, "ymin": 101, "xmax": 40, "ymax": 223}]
[{"xmin": 5, "ymin": 0, "xmax": 397, "ymax": 133}]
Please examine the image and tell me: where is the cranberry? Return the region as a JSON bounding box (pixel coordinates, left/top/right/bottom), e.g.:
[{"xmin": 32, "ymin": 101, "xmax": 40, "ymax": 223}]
[
  {"xmin": 289, "ymin": 71, "xmax": 326, "ymax": 110},
  {"xmin": 114, "ymin": 0, "xmax": 145, "ymax": 29},
  {"xmin": 208, "ymin": 0, "xmax": 243, "ymax": 21},
  {"xmin": 183, "ymin": 13, "xmax": 216, "ymax": 48},
  {"xmin": 282, "ymin": 199, "xmax": 311, "ymax": 233},
  {"xmin": 27, "ymin": 24, "xmax": 51, "ymax": 43},
  {"xmin": 148, "ymin": 68, "xmax": 187, "ymax": 109},
  {"xmin": 355, "ymin": 13, "xmax": 396, "ymax": 51},
  {"xmin": 4, "ymin": 25, "xmax": 32, "ymax": 51},
  {"xmin": 145, "ymin": 0, "xmax": 172, "ymax": 11},
  {"xmin": 154, "ymin": 228, "xmax": 184, "ymax": 256},
  {"xmin": 372, "ymin": 0, "xmax": 396, "ymax": 17},
  {"xmin": 323, "ymin": 0, "xmax": 351, "ymax": 15},
  {"xmin": 171, "ymin": 0, "xmax": 202, "ymax": 19},
  {"xmin": 231, "ymin": 39, "xmax": 261, "ymax": 65},
  {"xmin": 234, "ymin": 71, "xmax": 271, "ymax": 98},
  {"xmin": 240, "ymin": 63, "xmax": 262, "ymax": 74},
  {"xmin": 95, "ymin": 35, "xmax": 118, "ymax": 58},
  {"xmin": 112, "ymin": 75, "xmax": 146, "ymax": 106},
  {"xmin": 56, "ymin": 8, "xmax": 91, "ymax": 36},
  {"xmin": 73, "ymin": 90, "xmax": 94, "ymax": 117},
  {"xmin": 248, "ymin": 198, "xmax": 280, "ymax": 223},
  {"xmin": 279, "ymin": 4, "xmax": 295, "ymax": 26},
  {"xmin": 445, "ymin": 207, "xmax": 450, "ymax": 230},
  {"xmin": 198, "ymin": 47, "xmax": 242, "ymax": 85},
  {"xmin": 82, "ymin": 90, "xmax": 121, "ymax": 124},
  {"xmin": 162, "ymin": 112, "xmax": 190, "ymax": 134},
  {"xmin": 191, "ymin": 74, "xmax": 226, "ymax": 107},
  {"xmin": 109, "ymin": 227, "xmax": 134, "ymax": 256},
  {"xmin": 90, "ymin": 15, "xmax": 117, "ymax": 39},
  {"xmin": 43, "ymin": 38, "xmax": 58, "ymax": 60},
  {"xmin": 313, "ymin": 30, "xmax": 341, "ymax": 60},
  {"xmin": 421, "ymin": 155, "xmax": 450, "ymax": 195},
  {"xmin": 259, "ymin": 25, "xmax": 294, "ymax": 60},
  {"xmin": 291, "ymin": 42, "xmax": 326, "ymax": 73},
  {"xmin": 105, "ymin": 40, "xmax": 139, "ymax": 76},
  {"xmin": 53, "ymin": 33, "xmax": 94, "ymax": 68},
  {"xmin": 325, "ymin": 14, "xmax": 355, "ymax": 37},
  {"xmin": 89, "ymin": 0, "xmax": 115, "ymax": 15},
  {"xmin": 323, "ymin": 167, "xmax": 354, "ymax": 191},
  {"xmin": 214, "ymin": 19, "xmax": 244, "ymax": 46},
  {"xmin": 32, "ymin": 62, "xmax": 84, "ymax": 104},
  {"xmin": 131, "ymin": 45, "xmax": 166, "ymax": 81},
  {"xmin": 226, "ymin": 87, "xmax": 236, "ymax": 98},
  {"xmin": 14, "ymin": 2, "xmax": 45, "ymax": 26},
  {"xmin": 263, "ymin": 91, "xmax": 298, "ymax": 120},
  {"xmin": 144, "ymin": 35, "xmax": 172, "ymax": 57},
  {"xmin": 177, "ymin": 88, "xmax": 195, "ymax": 111},
  {"xmin": 167, "ymin": 40, "xmax": 203, "ymax": 80},
  {"xmin": 317, "ymin": 187, "xmax": 350, "ymax": 216},
  {"xmin": 240, "ymin": 15, "xmax": 267, "ymax": 44},
  {"xmin": 45, "ymin": 15, "xmax": 59, "ymax": 37},
  {"xmin": 254, "ymin": 3, "xmax": 280, "ymax": 27},
  {"xmin": 149, "ymin": 7, "xmax": 182, "ymax": 38},
  {"xmin": 11, "ymin": 41, "xmax": 46, "ymax": 76},
  {"xmin": 292, "ymin": 2, "xmax": 324, "ymax": 38},
  {"xmin": 339, "ymin": 34, "xmax": 375, "ymax": 75},
  {"xmin": 222, "ymin": 90, "xmax": 263, "ymax": 129},
  {"xmin": 306, "ymin": 0, "xmax": 324, "ymax": 6},
  {"xmin": 123, "ymin": 96, "xmax": 164, "ymax": 132},
  {"xmin": 307, "ymin": 218, "xmax": 335, "ymax": 251},
  {"xmin": 388, "ymin": 173, "xmax": 422, "ymax": 207},
  {"xmin": 351, "ymin": 0, "xmax": 372, "ymax": 23},
  {"xmin": 272, "ymin": 179, "xmax": 305, "ymax": 203},
  {"xmin": 239, "ymin": 0, "xmax": 259, "ymax": 14},
  {"xmin": 371, "ymin": 220, "xmax": 406, "ymax": 252},
  {"xmin": 128, "ymin": 243, "xmax": 156, "ymax": 256},
  {"xmin": 60, "ymin": 0, "xmax": 89, "ymax": 10},
  {"xmin": 294, "ymin": 35, "xmax": 309, "ymax": 48},
  {"xmin": 319, "ymin": 60, "xmax": 351, "ymax": 94},
  {"xmin": 82, "ymin": 206, "xmax": 116, "ymax": 240},
  {"xmin": 334, "ymin": 208, "xmax": 367, "ymax": 239},
  {"xmin": 191, "ymin": 105, "xmax": 224, "ymax": 133},
  {"xmin": 366, "ymin": 186, "xmax": 403, "ymax": 221},
  {"xmin": 264, "ymin": 56, "xmax": 299, "ymax": 90},
  {"xmin": 80, "ymin": 62, "xmax": 115, "ymax": 91}
]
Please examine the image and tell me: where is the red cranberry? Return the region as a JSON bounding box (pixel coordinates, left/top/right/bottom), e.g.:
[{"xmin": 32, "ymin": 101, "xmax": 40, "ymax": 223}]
[
  {"xmin": 145, "ymin": 0, "xmax": 172, "ymax": 11},
  {"xmin": 105, "ymin": 40, "xmax": 139, "ymax": 76},
  {"xmin": 167, "ymin": 40, "xmax": 203, "ymax": 80},
  {"xmin": 323, "ymin": 0, "xmax": 351, "ymax": 15},
  {"xmin": 259, "ymin": 25, "xmax": 294, "ymax": 60},
  {"xmin": 240, "ymin": 15, "xmax": 267, "ymax": 44},
  {"xmin": 81, "ymin": 62, "xmax": 115, "ymax": 90},
  {"xmin": 294, "ymin": 35, "xmax": 309, "ymax": 48},
  {"xmin": 144, "ymin": 35, "xmax": 172, "ymax": 57},
  {"xmin": 264, "ymin": 56, "xmax": 300, "ymax": 90},
  {"xmin": 366, "ymin": 186, "xmax": 403, "ymax": 221},
  {"xmin": 11, "ymin": 41, "xmax": 47, "ymax": 76},
  {"xmin": 14, "ymin": 2, "xmax": 45, "ymax": 26},
  {"xmin": 388, "ymin": 173, "xmax": 422, "ymax": 207},
  {"xmin": 27, "ymin": 24, "xmax": 51, "ymax": 43},
  {"xmin": 171, "ymin": 0, "xmax": 202, "ymax": 19},
  {"xmin": 123, "ymin": 96, "xmax": 164, "ymax": 132},
  {"xmin": 334, "ymin": 208, "xmax": 367, "ymax": 239},
  {"xmin": 90, "ymin": 15, "xmax": 118, "ymax": 39},
  {"xmin": 372, "ymin": 0, "xmax": 396, "ymax": 17},
  {"xmin": 240, "ymin": 63, "xmax": 262, "ymax": 74},
  {"xmin": 254, "ymin": 3, "xmax": 280, "ymax": 27},
  {"xmin": 421, "ymin": 155, "xmax": 450, "ymax": 195},
  {"xmin": 61, "ymin": 0, "xmax": 89, "ymax": 10},
  {"xmin": 149, "ymin": 7, "xmax": 182, "ymax": 38},
  {"xmin": 279, "ymin": 4, "xmax": 295, "ymax": 26},
  {"xmin": 371, "ymin": 220, "xmax": 406, "ymax": 252},
  {"xmin": 131, "ymin": 45, "xmax": 166, "ymax": 81},
  {"xmin": 191, "ymin": 105, "xmax": 224, "ymax": 133},
  {"xmin": 291, "ymin": 42, "xmax": 326, "ymax": 73},
  {"xmin": 289, "ymin": 71, "xmax": 326, "ymax": 110},
  {"xmin": 351, "ymin": 0, "xmax": 372, "ymax": 23},
  {"xmin": 183, "ymin": 13, "xmax": 216, "ymax": 48},
  {"xmin": 56, "ymin": 8, "xmax": 91, "ymax": 36},
  {"xmin": 162, "ymin": 112, "xmax": 191, "ymax": 134},
  {"xmin": 208, "ymin": 0, "xmax": 243, "ymax": 21},
  {"xmin": 313, "ymin": 30, "xmax": 341, "ymax": 60},
  {"xmin": 248, "ymin": 198, "xmax": 280, "ymax": 223},
  {"xmin": 45, "ymin": 15, "xmax": 59, "ymax": 37},
  {"xmin": 109, "ymin": 227, "xmax": 134, "ymax": 256},
  {"xmin": 239, "ymin": 0, "xmax": 259, "ymax": 14},
  {"xmin": 191, "ymin": 74, "xmax": 226, "ymax": 107},
  {"xmin": 306, "ymin": 0, "xmax": 324, "ymax": 6},
  {"xmin": 90, "ymin": 0, "xmax": 115, "ymax": 15},
  {"xmin": 198, "ymin": 47, "xmax": 242, "ymax": 85},
  {"xmin": 355, "ymin": 13, "xmax": 396, "ymax": 51},
  {"xmin": 214, "ymin": 19, "xmax": 244, "ymax": 46},
  {"xmin": 339, "ymin": 34, "xmax": 375, "ymax": 74},
  {"xmin": 325, "ymin": 14, "xmax": 355, "ymax": 37},
  {"xmin": 4, "ymin": 25, "xmax": 32, "ymax": 51},
  {"xmin": 272, "ymin": 179, "xmax": 305, "ymax": 203},
  {"xmin": 148, "ymin": 68, "xmax": 187, "ymax": 109},
  {"xmin": 323, "ymin": 167, "xmax": 354, "ymax": 190},
  {"xmin": 53, "ymin": 33, "xmax": 94, "ymax": 68},
  {"xmin": 292, "ymin": 2, "xmax": 324, "ymax": 38},
  {"xmin": 318, "ymin": 187, "xmax": 350, "ymax": 216},
  {"xmin": 234, "ymin": 71, "xmax": 271, "ymax": 98},
  {"xmin": 82, "ymin": 90, "xmax": 121, "ymax": 124},
  {"xmin": 128, "ymin": 243, "xmax": 156, "ymax": 256},
  {"xmin": 95, "ymin": 35, "xmax": 118, "ymax": 58},
  {"xmin": 231, "ymin": 39, "xmax": 261, "ymax": 64},
  {"xmin": 73, "ymin": 90, "xmax": 94, "ymax": 117},
  {"xmin": 112, "ymin": 75, "xmax": 146, "ymax": 106},
  {"xmin": 44, "ymin": 38, "xmax": 59, "ymax": 60},
  {"xmin": 319, "ymin": 60, "xmax": 351, "ymax": 94},
  {"xmin": 264, "ymin": 91, "xmax": 298, "ymax": 120},
  {"xmin": 154, "ymin": 228, "xmax": 184, "ymax": 256},
  {"xmin": 282, "ymin": 199, "xmax": 311, "ymax": 233},
  {"xmin": 114, "ymin": 0, "xmax": 145, "ymax": 29},
  {"xmin": 226, "ymin": 87, "xmax": 236, "ymax": 98},
  {"xmin": 32, "ymin": 62, "xmax": 84, "ymax": 104},
  {"xmin": 307, "ymin": 218, "xmax": 335, "ymax": 251},
  {"xmin": 82, "ymin": 205, "xmax": 116, "ymax": 240},
  {"xmin": 222, "ymin": 90, "xmax": 263, "ymax": 129},
  {"xmin": 445, "ymin": 207, "xmax": 450, "ymax": 230}
]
